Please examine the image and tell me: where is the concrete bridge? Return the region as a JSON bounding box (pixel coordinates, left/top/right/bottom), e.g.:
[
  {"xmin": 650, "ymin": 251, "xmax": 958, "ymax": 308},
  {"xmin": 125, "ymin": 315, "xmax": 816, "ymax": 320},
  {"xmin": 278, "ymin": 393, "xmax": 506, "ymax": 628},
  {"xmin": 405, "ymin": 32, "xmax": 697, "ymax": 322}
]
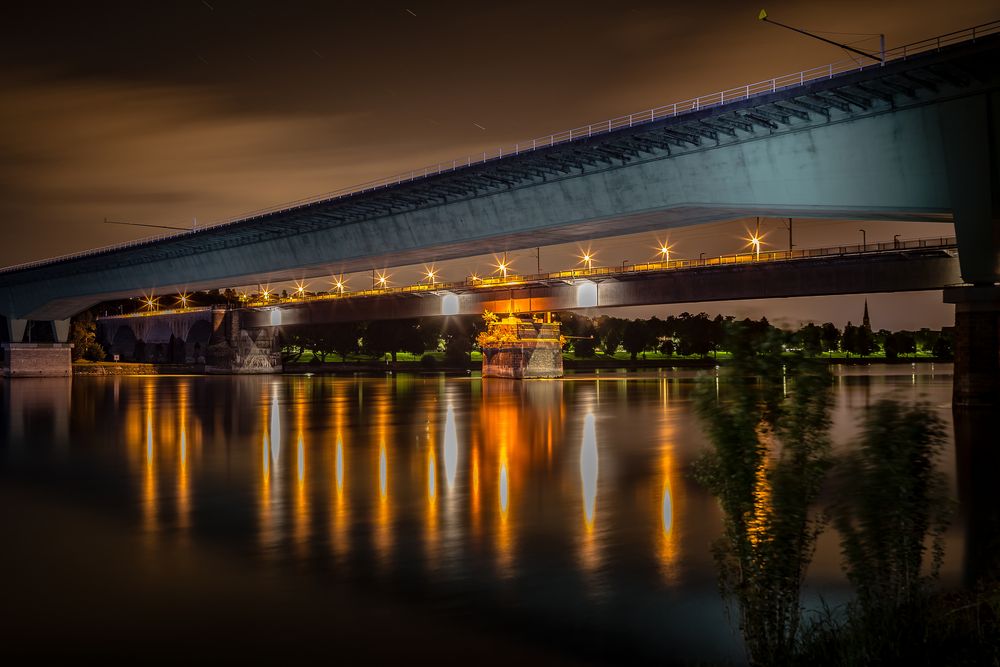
[
  {"xmin": 2, "ymin": 23, "xmax": 998, "ymax": 402},
  {"xmin": 95, "ymin": 238, "xmax": 959, "ymax": 369}
]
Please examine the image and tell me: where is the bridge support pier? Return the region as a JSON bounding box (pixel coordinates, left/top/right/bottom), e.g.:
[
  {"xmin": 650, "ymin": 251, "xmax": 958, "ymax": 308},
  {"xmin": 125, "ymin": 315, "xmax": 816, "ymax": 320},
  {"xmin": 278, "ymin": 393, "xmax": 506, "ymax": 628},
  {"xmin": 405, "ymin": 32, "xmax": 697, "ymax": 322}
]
[
  {"xmin": 1, "ymin": 315, "xmax": 73, "ymax": 377},
  {"xmin": 945, "ymin": 286, "xmax": 1000, "ymax": 407},
  {"xmin": 205, "ymin": 307, "xmax": 281, "ymax": 374}
]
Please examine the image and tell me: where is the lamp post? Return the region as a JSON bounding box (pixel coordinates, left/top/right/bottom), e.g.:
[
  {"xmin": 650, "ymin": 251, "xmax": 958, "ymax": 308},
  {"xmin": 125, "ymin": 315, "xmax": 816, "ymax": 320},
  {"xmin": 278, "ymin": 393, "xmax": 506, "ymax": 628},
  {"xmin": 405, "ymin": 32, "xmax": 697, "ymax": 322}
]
[
  {"xmin": 893, "ymin": 234, "xmax": 900, "ymax": 248},
  {"xmin": 859, "ymin": 229, "xmax": 867, "ymax": 248},
  {"xmin": 621, "ymin": 259, "xmax": 629, "ymax": 272}
]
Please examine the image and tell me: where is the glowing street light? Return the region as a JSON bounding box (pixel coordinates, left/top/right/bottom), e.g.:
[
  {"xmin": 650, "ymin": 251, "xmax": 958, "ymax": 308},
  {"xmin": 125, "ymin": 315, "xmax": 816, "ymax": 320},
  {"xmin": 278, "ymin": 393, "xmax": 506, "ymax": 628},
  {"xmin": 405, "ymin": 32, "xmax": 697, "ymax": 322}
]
[
  {"xmin": 331, "ymin": 275, "xmax": 347, "ymax": 294},
  {"xmin": 656, "ymin": 241, "xmax": 674, "ymax": 262},
  {"xmin": 578, "ymin": 247, "xmax": 596, "ymax": 271},
  {"xmin": 423, "ymin": 264, "xmax": 439, "ymax": 284},
  {"xmin": 745, "ymin": 218, "xmax": 766, "ymax": 261},
  {"xmin": 176, "ymin": 291, "xmax": 191, "ymax": 309},
  {"xmin": 259, "ymin": 285, "xmax": 272, "ymax": 301},
  {"xmin": 293, "ymin": 279, "xmax": 308, "ymax": 297},
  {"xmin": 142, "ymin": 292, "xmax": 159, "ymax": 311},
  {"xmin": 374, "ymin": 270, "xmax": 389, "ymax": 289},
  {"xmin": 493, "ymin": 253, "xmax": 511, "ymax": 280}
]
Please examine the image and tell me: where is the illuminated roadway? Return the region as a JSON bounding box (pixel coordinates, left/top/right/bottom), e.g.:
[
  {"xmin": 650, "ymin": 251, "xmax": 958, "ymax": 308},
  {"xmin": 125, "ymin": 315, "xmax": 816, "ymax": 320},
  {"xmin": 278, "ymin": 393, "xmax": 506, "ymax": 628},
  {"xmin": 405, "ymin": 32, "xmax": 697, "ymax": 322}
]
[{"xmin": 97, "ymin": 236, "xmax": 960, "ymax": 329}]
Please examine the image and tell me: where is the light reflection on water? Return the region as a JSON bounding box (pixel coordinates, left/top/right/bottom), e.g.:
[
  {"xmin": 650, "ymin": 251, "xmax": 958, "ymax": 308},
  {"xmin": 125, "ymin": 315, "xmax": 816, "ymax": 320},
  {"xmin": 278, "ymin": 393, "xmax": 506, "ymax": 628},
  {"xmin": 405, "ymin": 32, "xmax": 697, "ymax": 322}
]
[{"xmin": 0, "ymin": 365, "xmax": 969, "ymax": 663}]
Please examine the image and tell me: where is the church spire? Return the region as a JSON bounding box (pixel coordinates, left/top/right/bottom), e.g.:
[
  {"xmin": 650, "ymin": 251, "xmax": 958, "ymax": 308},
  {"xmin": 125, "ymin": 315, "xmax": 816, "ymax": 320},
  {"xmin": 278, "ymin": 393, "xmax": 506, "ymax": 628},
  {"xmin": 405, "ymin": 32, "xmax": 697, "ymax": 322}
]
[{"xmin": 862, "ymin": 299, "xmax": 871, "ymax": 331}]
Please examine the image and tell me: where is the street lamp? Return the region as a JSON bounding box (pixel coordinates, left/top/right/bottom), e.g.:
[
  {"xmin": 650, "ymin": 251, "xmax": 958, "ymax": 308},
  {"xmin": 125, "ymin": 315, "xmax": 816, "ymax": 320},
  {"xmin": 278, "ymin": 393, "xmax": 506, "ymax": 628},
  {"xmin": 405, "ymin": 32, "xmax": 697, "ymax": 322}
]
[
  {"xmin": 745, "ymin": 218, "xmax": 764, "ymax": 260},
  {"xmin": 494, "ymin": 252, "xmax": 511, "ymax": 280},
  {"xmin": 578, "ymin": 248, "xmax": 595, "ymax": 271},
  {"xmin": 893, "ymin": 234, "xmax": 900, "ymax": 248},
  {"xmin": 423, "ymin": 264, "xmax": 439, "ymax": 284},
  {"xmin": 859, "ymin": 229, "xmax": 867, "ymax": 248},
  {"xmin": 657, "ymin": 242, "xmax": 673, "ymax": 263},
  {"xmin": 621, "ymin": 259, "xmax": 630, "ymax": 272},
  {"xmin": 332, "ymin": 275, "xmax": 347, "ymax": 294}
]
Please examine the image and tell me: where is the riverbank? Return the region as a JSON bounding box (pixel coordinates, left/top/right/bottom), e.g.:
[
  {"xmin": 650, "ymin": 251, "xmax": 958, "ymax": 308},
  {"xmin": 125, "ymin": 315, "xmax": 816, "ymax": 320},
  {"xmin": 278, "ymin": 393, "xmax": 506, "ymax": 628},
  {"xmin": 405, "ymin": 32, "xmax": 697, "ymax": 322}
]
[
  {"xmin": 72, "ymin": 361, "xmax": 205, "ymax": 375},
  {"xmin": 71, "ymin": 355, "xmax": 951, "ymax": 376},
  {"xmin": 281, "ymin": 354, "xmax": 950, "ymax": 374}
]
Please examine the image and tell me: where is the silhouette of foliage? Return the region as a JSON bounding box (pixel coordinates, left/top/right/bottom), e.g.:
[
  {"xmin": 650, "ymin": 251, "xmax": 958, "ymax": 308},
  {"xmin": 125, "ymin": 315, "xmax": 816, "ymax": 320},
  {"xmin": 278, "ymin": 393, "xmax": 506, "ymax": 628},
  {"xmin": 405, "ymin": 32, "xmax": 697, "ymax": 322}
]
[{"xmin": 693, "ymin": 329, "xmax": 833, "ymax": 666}]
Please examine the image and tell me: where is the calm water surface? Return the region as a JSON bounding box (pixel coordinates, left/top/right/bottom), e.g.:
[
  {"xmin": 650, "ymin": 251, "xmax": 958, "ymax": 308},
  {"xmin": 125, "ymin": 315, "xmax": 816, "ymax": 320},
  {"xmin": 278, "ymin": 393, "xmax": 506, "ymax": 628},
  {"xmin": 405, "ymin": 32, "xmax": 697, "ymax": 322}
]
[{"xmin": 0, "ymin": 365, "xmax": 967, "ymax": 662}]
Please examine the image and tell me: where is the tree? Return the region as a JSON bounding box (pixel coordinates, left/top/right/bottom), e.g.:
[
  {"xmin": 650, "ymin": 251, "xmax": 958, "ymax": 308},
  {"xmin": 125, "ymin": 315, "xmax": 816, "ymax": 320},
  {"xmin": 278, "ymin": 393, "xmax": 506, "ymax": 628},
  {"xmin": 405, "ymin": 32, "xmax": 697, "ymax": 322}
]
[
  {"xmin": 622, "ymin": 319, "xmax": 650, "ymax": 361},
  {"xmin": 363, "ymin": 319, "xmax": 400, "ymax": 361},
  {"xmin": 596, "ymin": 316, "xmax": 626, "ymax": 357},
  {"xmin": 820, "ymin": 322, "xmax": 840, "ymax": 355},
  {"xmin": 842, "ymin": 322, "xmax": 858, "ymax": 358},
  {"xmin": 852, "ymin": 324, "xmax": 876, "ymax": 357},
  {"xmin": 675, "ymin": 312, "xmax": 714, "ymax": 357},
  {"xmin": 327, "ymin": 321, "xmax": 361, "ymax": 361},
  {"xmin": 797, "ymin": 323, "xmax": 822, "ymax": 357},
  {"xmin": 399, "ymin": 319, "xmax": 427, "ymax": 357},
  {"xmin": 932, "ymin": 335, "xmax": 953, "ymax": 360},
  {"xmin": 572, "ymin": 324, "xmax": 598, "ymax": 357},
  {"xmin": 693, "ymin": 334, "xmax": 834, "ymax": 665},
  {"xmin": 69, "ymin": 312, "xmax": 106, "ymax": 361}
]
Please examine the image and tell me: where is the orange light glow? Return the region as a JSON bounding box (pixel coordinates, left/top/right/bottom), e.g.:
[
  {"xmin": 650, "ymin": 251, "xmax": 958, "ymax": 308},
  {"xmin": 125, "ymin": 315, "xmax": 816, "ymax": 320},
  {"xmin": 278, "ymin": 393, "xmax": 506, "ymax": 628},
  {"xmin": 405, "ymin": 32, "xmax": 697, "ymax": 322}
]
[{"xmin": 655, "ymin": 240, "xmax": 674, "ymax": 262}]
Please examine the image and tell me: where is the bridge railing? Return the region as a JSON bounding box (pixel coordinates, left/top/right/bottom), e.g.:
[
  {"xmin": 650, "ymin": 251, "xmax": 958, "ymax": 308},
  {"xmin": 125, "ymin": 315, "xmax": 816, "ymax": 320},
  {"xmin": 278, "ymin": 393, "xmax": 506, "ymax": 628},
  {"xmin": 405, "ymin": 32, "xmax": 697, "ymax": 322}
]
[{"xmin": 5, "ymin": 18, "xmax": 993, "ymax": 275}]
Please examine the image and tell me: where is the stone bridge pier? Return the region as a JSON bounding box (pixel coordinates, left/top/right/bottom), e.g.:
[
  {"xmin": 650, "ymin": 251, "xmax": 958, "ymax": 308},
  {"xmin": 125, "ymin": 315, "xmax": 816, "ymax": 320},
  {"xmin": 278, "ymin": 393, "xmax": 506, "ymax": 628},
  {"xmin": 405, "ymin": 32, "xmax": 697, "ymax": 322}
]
[
  {"xmin": 98, "ymin": 306, "xmax": 280, "ymax": 374},
  {"xmin": 1, "ymin": 316, "xmax": 72, "ymax": 377},
  {"xmin": 942, "ymin": 91, "xmax": 1000, "ymax": 407}
]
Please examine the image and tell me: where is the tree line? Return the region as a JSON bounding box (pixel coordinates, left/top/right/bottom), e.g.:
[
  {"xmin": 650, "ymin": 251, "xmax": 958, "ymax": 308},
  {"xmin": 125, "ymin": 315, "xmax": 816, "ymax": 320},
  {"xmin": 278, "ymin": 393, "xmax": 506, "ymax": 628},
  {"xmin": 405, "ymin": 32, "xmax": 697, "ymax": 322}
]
[{"xmin": 279, "ymin": 311, "xmax": 953, "ymax": 364}]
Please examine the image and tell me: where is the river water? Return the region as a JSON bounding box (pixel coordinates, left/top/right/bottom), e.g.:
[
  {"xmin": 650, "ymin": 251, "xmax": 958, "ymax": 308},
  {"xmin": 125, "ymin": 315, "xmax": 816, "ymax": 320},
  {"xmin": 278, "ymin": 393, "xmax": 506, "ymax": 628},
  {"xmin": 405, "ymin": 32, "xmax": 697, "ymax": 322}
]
[{"xmin": 0, "ymin": 365, "xmax": 970, "ymax": 662}]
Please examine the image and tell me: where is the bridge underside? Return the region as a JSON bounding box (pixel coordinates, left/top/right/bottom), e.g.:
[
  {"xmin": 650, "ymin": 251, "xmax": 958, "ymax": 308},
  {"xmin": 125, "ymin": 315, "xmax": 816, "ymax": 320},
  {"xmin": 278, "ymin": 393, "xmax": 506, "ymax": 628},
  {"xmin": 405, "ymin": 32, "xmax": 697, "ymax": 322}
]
[{"xmin": 1, "ymin": 35, "xmax": 996, "ymax": 322}]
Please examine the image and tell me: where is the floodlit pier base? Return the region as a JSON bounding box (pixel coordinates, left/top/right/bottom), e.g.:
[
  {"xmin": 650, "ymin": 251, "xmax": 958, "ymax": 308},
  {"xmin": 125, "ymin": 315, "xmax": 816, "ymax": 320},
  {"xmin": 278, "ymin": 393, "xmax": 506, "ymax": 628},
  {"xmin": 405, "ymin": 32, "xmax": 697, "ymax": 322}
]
[
  {"xmin": 945, "ymin": 286, "xmax": 1000, "ymax": 407},
  {"xmin": 482, "ymin": 321, "xmax": 563, "ymax": 379},
  {"xmin": 1, "ymin": 343, "xmax": 73, "ymax": 378}
]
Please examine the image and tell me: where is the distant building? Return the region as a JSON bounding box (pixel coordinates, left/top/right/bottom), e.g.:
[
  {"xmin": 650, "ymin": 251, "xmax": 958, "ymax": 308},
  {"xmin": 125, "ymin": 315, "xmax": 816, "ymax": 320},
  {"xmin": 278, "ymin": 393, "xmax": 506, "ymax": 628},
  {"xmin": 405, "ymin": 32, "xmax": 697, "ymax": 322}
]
[{"xmin": 862, "ymin": 299, "xmax": 871, "ymax": 331}]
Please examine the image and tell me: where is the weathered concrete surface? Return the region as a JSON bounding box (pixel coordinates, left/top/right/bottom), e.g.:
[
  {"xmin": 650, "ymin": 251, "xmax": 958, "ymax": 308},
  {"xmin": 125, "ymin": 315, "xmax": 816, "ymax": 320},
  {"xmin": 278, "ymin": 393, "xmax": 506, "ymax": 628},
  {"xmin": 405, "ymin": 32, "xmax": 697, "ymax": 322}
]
[
  {"xmin": 945, "ymin": 285, "xmax": 1000, "ymax": 406},
  {"xmin": 0, "ymin": 35, "xmax": 996, "ymax": 321},
  {"xmin": 1, "ymin": 344, "xmax": 73, "ymax": 378}
]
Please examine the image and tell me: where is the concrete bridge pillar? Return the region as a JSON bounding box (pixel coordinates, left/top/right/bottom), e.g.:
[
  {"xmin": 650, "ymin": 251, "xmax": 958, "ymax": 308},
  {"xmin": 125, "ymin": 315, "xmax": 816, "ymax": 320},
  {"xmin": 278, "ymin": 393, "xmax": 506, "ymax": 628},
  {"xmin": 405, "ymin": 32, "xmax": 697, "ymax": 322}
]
[
  {"xmin": 1, "ymin": 316, "xmax": 73, "ymax": 378},
  {"xmin": 941, "ymin": 92, "xmax": 1000, "ymax": 406},
  {"xmin": 205, "ymin": 307, "xmax": 281, "ymax": 374}
]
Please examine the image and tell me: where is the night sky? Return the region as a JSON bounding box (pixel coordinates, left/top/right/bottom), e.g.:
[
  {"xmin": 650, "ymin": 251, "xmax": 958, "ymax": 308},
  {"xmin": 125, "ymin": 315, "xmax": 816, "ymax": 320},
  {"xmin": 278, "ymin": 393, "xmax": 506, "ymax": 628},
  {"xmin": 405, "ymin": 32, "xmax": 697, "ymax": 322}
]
[{"xmin": 3, "ymin": 1, "xmax": 996, "ymax": 329}]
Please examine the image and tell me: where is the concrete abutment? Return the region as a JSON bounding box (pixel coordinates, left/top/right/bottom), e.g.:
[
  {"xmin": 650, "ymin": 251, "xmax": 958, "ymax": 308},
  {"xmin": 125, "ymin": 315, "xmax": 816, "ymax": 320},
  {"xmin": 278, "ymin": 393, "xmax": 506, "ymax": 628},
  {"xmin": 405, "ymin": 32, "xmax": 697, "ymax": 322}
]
[{"xmin": 945, "ymin": 286, "xmax": 1000, "ymax": 407}]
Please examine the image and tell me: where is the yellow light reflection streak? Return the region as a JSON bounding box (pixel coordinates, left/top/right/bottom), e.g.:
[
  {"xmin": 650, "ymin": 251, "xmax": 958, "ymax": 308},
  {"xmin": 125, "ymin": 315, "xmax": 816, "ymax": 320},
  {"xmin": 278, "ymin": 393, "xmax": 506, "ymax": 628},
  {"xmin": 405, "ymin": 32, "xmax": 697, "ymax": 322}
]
[
  {"xmin": 656, "ymin": 411, "xmax": 682, "ymax": 584},
  {"xmin": 443, "ymin": 404, "xmax": 458, "ymax": 491},
  {"xmin": 293, "ymin": 381, "xmax": 310, "ymax": 555},
  {"xmin": 578, "ymin": 410, "xmax": 603, "ymax": 588},
  {"xmin": 177, "ymin": 381, "xmax": 191, "ymax": 535},
  {"xmin": 330, "ymin": 382, "xmax": 350, "ymax": 560},
  {"xmin": 259, "ymin": 382, "xmax": 283, "ymax": 556},
  {"xmin": 143, "ymin": 382, "xmax": 158, "ymax": 537},
  {"xmin": 373, "ymin": 386, "xmax": 393, "ymax": 567}
]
